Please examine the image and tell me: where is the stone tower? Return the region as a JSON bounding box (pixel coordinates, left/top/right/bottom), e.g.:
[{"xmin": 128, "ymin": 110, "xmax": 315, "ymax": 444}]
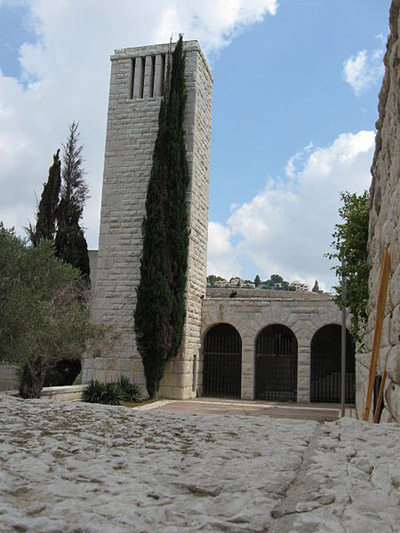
[{"xmin": 83, "ymin": 41, "xmax": 212, "ymax": 399}]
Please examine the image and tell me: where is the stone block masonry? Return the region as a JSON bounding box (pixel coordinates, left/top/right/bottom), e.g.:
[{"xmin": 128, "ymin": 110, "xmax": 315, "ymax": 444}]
[
  {"xmin": 361, "ymin": 0, "xmax": 400, "ymax": 422},
  {"xmin": 202, "ymin": 293, "xmax": 346, "ymax": 402},
  {"xmin": 83, "ymin": 41, "xmax": 212, "ymax": 399}
]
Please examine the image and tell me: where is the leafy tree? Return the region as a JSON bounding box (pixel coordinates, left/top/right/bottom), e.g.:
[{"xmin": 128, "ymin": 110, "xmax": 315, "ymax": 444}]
[
  {"xmin": 55, "ymin": 121, "xmax": 90, "ymax": 284},
  {"xmin": 135, "ymin": 36, "xmax": 190, "ymax": 398},
  {"xmin": 327, "ymin": 191, "xmax": 369, "ymax": 342},
  {"xmin": 254, "ymin": 274, "xmax": 261, "ymax": 287},
  {"xmin": 50, "ymin": 123, "xmax": 91, "ymax": 385},
  {"xmin": 27, "ymin": 150, "xmax": 61, "ymax": 245},
  {"xmin": 207, "ymin": 275, "xmax": 227, "ymax": 287},
  {"xmin": 0, "ymin": 226, "xmax": 98, "ymax": 398},
  {"xmin": 207, "ymin": 275, "xmax": 217, "ymax": 287}
]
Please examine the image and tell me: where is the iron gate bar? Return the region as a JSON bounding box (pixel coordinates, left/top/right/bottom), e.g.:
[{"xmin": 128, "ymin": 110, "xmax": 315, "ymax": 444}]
[
  {"xmin": 255, "ymin": 325, "xmax": 298, "ymax": 402},
  {"xmin": 310, "ymin": 325, "xmax": 355, "ymax": 403},
  {"xmin": 203, "ymin": 324, "xmax": 242, "ymax": 398}
]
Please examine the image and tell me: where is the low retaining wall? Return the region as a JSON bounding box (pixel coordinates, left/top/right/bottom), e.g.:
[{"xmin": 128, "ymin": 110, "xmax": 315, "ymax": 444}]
[
  {"xmin": 40, "ymin": 385, "xmax": 84, "ymax": 402},
  {"xmin": 1, "ymin": 385, "xmax": 84, "ymax": 402}
]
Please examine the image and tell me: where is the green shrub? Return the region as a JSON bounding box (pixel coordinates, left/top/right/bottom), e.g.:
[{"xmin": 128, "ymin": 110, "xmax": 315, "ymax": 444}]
[
  {"xmin": 118, "ymin": 375, "xmax": 142, "ymax": 402},
  {"xmin": 102, "ymin": 382, "xmax": 123, "ymax": 405},
  {"xmin": 82, "ymin": 377, "xmax": 141, "ymax": 405},
  {"xmin": 82, "ymin": 379, "xmax": 106, "ymax": 403}
]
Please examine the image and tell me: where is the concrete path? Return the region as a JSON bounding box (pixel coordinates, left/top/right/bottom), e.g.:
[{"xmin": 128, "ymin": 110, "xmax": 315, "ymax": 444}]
[{"xmin": 136, "ymin": 397, "xmax": 345, "ymax": 422}]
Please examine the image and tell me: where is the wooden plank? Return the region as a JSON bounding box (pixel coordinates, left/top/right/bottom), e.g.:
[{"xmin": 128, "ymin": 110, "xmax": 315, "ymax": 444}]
[{"xmin": 362, "ymin": 251, "xmax": 391, "ymax": 422}]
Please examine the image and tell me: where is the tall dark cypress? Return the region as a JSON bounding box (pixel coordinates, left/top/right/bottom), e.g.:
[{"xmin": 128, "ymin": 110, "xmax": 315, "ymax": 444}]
[
  {"xmin": 135, "ymin": 36, "xmax": 190, "ymax": 398},
  {"xmin": 28, "ymin": 150, "xmax": 61, "ymax": 245},
  {"xmin": 55, "ymin": 122, "xmax": 90, "ymax": 285}
]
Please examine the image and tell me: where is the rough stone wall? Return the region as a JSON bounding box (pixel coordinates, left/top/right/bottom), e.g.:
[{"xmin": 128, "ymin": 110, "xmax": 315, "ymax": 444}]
[
  {"xmin": 202, "ymin": 294, "xmax": 344, "ymax": 401},
  {"xmin": 0, "ymin": 364, "xmax": 17, "ymax": 392},
  {"xmin": 359, "ymin": 0, "xmax": 400, "ymax": 422},
  {"xmin": 83, "ymin": 41, "xmax": 212, "ymax": 399}
]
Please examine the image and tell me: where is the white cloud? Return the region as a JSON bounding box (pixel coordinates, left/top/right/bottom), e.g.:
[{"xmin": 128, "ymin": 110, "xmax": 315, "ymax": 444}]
[
  {"xmin": 208, "ymin": 131, "xmax": 375, "ymax": 291},
  {"xmin": 207, "ymin": 222, "xmax": 241, "ymax": 279},
  {"xmin": 285, "ymin": 142, "xmax": 313, "ymax": 180},
  {"xmin": 0, "ymin": 0, "xmax": 277, "ymax": 246},
  {"xmin": 343, "ymin": 45, "xmax": 385, "ymax": 95}
]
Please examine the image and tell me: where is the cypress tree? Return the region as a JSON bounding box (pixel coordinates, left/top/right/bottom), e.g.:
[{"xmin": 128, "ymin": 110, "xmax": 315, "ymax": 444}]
[
  {"xmin": 55, "ymin": 122, "xmax": 90, "ymax": 284},
  {"xmin": 135, "ymin": 36, "xmax": 190, "ymax": 398},
  {"xmin": 28, "ymin": 150, "xmax": 61, "ymax": 245}
]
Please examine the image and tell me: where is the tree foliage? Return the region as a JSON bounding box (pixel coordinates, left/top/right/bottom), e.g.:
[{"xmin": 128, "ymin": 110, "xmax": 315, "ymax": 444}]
[
  {"xmin": 26, "ymin": 123, "xmax": 91, "ymax": 386},
  {"xmin": 327, "ymin": 191, "xmax": 369, "ymax": 341},
  {"xmin": 27, "ymin": 150, "xmax": 61, "ymax": 245},
  {"xmin": 135, "ymin": 36, "xmax": 190, "ymax": 398},
  {"xmin": 55, "ymin": 121, "xmax": 90, "ymax": 284},
  {"xmin": 206, "ymin": 275, "xmax": 228, "ymax": 287},
  {"xmin": 0, "ymin": 226, "xmax": 98, "ymax": 398}
]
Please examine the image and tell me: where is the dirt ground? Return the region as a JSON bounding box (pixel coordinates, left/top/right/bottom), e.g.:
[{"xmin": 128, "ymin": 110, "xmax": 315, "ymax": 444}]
[{"xmin": 135, "ymin": 397, "xmax": 346, "ymax": 422}]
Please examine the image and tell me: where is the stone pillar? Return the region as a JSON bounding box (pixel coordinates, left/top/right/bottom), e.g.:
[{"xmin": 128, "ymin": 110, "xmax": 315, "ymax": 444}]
[
  {"xmin": 241, "ymin": 338, "xmax": 255, "ymax": 400},
  {"xmin": 84, "ymin": 41, "xmax": 212, "ymax": 400},
  {"xmin": 154, "ymin": 54, "xmax": 165, "ymax": 97},
  {"xmin": 143, "ymin": 55, "xmax": 154, "ymax": 98},
  {"xmin": 133, "ymin": 57, "xmax": 144, "ymax": 98}
]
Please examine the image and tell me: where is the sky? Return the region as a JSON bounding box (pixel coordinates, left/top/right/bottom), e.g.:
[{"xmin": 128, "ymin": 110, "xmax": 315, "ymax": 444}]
[{"xmin": 0, "ymin": 0, "xmax": 392, "ymax": 291}]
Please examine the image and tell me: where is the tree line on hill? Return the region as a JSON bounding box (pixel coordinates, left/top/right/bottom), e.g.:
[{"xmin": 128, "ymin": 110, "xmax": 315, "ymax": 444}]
[{"xmin": 207, "ymin": 274, "xmax": 323, "ymax": 293}]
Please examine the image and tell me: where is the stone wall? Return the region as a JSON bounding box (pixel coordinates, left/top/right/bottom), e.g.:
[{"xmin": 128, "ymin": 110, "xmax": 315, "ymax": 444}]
[
  {"xmin": 202, "ymin": 293, "xmax": 344, "ymax": 401},
  {"xmin": 360, "ymin": 0, "xmax": 400, "ymax": 422},
  {"xmin": 83, "ymin": 41, "xmax": 212, "ymax": 399},
  {"xmin": 0, "ymin": 364, "xmax": 17, "ymax": 392}
]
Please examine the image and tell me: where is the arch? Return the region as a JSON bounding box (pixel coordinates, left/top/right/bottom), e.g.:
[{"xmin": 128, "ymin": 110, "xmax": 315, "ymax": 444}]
[
  {"xmin": 255, "ymin": 324, "xmax": 298, "ymax": 401},
  {"xmin": 203, "ymin": 323, "xmax": 242, "ymax": 398},
  {"xmin": 310, "ymin": 324, "xmax": 355, "ymax": 403}
]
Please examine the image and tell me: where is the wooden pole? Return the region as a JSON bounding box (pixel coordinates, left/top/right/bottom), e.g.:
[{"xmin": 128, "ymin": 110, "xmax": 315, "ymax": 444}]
[
  {"xmin": 362, "ymin": 251, "xmax": 391, "ymax": 422},
  {"xmin": 341, "ymin": 257, "xmax": 347, "ymax": 418}
]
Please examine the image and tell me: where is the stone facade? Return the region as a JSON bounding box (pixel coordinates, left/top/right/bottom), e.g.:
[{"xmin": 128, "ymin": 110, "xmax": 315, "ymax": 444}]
[
  {"xmin": 202, "ymin": 289, "xmax": 346, "ymax": 401},
  {"xmin": 83, "ymin": 41, "xmax": 212, "ymax": 399},
  {"xmin": 360, "ymin": 0, "xmax": 400, "ymax": 422},
  {"xmin": 0, "ymin": 364, "xmax": 17, "ymax": 392}
]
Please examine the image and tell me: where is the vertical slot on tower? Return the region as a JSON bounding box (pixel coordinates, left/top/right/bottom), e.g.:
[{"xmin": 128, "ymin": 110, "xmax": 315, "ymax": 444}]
[
  {"xmin": 150, "ymin": 56, "xmax": 156, "ymax": 98},
  {"xmin": 130, "ymin": 58, "xmax": 135, "ymax": 99},
  {"xmin": 160, "ymin": 54, "xmax": 166, "ymax": 96},
  {"xmin": 139, "ymin": 57, "xmax": 145, "ymax": 98}
]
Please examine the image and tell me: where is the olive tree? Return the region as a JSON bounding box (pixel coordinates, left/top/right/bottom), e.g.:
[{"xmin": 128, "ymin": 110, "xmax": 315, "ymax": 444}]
[{"xmin": 0, "ymin": 226, "xmax": 97, "ymax": 398}]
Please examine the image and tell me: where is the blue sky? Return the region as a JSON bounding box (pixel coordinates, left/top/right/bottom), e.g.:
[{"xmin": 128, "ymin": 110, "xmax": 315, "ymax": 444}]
[{"xmin": 0, "ymin": 0, "xmax": 392, "ymax": 290}]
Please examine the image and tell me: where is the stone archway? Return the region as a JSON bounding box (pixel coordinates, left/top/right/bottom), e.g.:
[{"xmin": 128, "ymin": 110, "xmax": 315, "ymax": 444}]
[
  {"xmin": 255, "ymin": 324, "xmax": 298, "ymax": 401},
  {"xmin": 310, "ymin": 324, "xmax": 355, "ymax": 403},
  {"xmin": 203, "ymin": 323, "xmax": 242, "ymax": 398}
]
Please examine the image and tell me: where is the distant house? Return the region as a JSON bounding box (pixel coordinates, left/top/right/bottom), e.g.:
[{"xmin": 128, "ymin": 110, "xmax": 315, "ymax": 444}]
[
  {"xmin": 290, "ymin": 280, "xmax": 310, "ymax": 292},
  {"xmin": 241, "ymin": 281, "xmax": 255, "ymax": 289},
  {"xmin": 229, "ymin": 277, "xmax": 241, "ymax": 287}
]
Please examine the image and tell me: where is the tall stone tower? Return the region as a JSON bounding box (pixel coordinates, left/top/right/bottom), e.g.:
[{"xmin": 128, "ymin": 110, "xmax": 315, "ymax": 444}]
[{"xmin": 83, "ymin": 41, "xmax": 212, "ymax": 399}]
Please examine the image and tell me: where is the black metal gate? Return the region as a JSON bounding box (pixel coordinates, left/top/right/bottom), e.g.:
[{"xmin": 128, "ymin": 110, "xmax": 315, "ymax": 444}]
[
  {"xmin": 203, "ymin": 324, "xmax": 242, "ymax": 398},
  {"xmin": 255, "ymin": 325, "xmax": 298, "ymax": 401},
  {"xmin": 311, "ymin": 325, "xmax": 355, "ymax": 403}
]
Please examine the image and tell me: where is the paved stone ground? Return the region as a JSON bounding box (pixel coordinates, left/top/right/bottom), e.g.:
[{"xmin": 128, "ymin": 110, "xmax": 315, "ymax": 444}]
[
  {"xmin": 141, "ymin": 398, "xmax": 344, "ymax": 422},
  {"xmin": 1, "ymin": 396, "xmax": 399, "ymax": 532}
]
